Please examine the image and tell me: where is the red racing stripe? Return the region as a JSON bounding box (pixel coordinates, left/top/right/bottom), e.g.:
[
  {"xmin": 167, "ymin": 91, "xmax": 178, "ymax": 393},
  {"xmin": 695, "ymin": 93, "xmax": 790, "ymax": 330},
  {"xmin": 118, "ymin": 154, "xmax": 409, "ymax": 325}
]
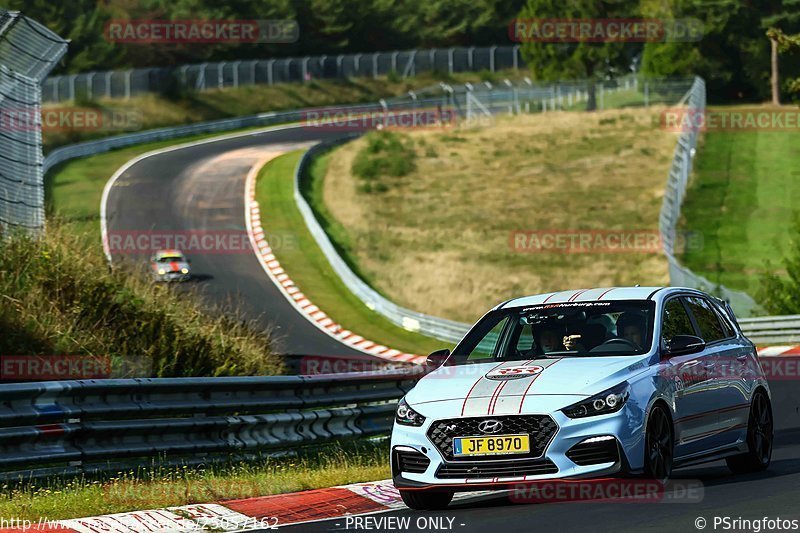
[
  {"xmin": 597, "ymin": 287, "xmax": 616, "ymax": 300},
  {"xmin": 461, "ymin": 361, "xmax": 506, "ymax": 416},
  {"xmin": 569, "ymin": 289, "xmax": 589, "ymax": 302},
  {"xmin": 517, "ymin": 358, "xmax": 561, "ymax": 413}
]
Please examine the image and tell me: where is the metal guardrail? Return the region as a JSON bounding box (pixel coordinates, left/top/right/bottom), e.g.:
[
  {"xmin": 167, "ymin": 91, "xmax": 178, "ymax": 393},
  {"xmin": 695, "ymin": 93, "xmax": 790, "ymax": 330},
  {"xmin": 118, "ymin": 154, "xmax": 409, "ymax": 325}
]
[
  {"xmin": 0, "ymin": 368, "xmax": 422, "ymax": 481},
  {"xmin": 43, "ymin": 45, "xmax": 523, "ymax": 103},
  {"xmin": 739, "ymin": 315, "xmax": 800, "ymax": 345}
]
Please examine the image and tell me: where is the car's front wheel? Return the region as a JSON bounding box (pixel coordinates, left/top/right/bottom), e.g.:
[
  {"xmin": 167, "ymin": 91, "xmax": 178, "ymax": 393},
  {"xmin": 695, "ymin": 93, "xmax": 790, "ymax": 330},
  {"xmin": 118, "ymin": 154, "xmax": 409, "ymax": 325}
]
[
  {"xmin": 727, "ymin": 390, "xmax": 772, "ymax": 474},
  {"xmin": 644, "ymin": 404, "xmax": 674, "ymax": 481},
  {"xmin": 400, "ymin": 490, "xmax": 453, "ymax": 510}
]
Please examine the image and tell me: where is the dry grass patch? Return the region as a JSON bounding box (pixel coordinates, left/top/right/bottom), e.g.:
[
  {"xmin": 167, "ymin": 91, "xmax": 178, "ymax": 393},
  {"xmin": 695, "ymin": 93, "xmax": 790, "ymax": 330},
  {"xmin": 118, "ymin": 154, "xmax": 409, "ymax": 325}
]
[{"xmin": 322, "ymin": 108, "xmax": 675, "ymax": 323}]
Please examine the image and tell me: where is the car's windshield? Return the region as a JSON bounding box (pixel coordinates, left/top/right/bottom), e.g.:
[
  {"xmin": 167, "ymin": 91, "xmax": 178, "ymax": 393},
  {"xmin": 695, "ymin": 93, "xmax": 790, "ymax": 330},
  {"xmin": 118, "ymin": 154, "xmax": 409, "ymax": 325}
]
[
  {"xmin": 157, "ymin": 255, "xmax": 184, "ymax": 262},
  {"xmin": 452, "ymin": 300, "xmax": 655, "ymax": 364}
]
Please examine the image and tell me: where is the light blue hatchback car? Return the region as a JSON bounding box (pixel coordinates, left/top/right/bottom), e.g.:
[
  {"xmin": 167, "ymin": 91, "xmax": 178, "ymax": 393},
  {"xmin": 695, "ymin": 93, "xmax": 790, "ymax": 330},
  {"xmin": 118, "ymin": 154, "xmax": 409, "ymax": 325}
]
[{"xmin": 391, "ymin": 287, "xmax": 773, "ymax": 510}]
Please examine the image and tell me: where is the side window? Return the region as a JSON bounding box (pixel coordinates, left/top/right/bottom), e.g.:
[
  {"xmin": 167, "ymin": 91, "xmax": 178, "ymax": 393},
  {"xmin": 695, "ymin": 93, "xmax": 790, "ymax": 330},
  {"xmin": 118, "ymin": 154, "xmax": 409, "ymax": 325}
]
[
  {"xmin": 514, "ymin": 324, "xmax": 535, "ymax": 353},
  {"xmin": 685, "ymin": 297, "xmax": 727, "ymax": 342},
  {"xmin": 662, "ymin": 298, "xmax": 695, "ymax": 343},
  {"xmin": 471, "ymin": 317, "xmax": 511, "ymax": 360},
  {"xmin": 713, "ymin": 302, "xmax": 737, "ymax": 338}
]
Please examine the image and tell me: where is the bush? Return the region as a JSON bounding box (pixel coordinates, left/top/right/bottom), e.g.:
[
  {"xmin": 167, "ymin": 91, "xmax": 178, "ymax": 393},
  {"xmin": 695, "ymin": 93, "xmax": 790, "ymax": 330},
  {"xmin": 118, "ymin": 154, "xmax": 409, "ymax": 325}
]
[
  {"xmin": 351, "ymin": 131, "xmax": 416, "ymax": 192},
  {"xmin": 758, "ymin": 214, "xmax": 800, "ymax": 314}
]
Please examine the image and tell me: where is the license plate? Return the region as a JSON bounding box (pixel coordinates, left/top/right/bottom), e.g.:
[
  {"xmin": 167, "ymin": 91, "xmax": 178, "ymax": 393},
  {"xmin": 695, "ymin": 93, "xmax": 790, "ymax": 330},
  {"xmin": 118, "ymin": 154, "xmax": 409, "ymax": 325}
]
[{"xmin": 452, "ymin": 434, "xmax": 530, "ymax": 457}]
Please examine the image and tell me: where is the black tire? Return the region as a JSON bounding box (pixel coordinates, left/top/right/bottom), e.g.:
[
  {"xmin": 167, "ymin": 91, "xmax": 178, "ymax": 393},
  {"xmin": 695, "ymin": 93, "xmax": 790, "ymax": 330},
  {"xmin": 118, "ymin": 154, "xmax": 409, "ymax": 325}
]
[
  {"xmin": 726, "ymin": 390, "xmax": 773, "ymax": 474},
  {"xmin": 400, "ymin": 490, "xmax": 454, "ymax": 510},
  {"xmin": 644, "ymin": 404, "xmax": 674, "ymax": 481}
]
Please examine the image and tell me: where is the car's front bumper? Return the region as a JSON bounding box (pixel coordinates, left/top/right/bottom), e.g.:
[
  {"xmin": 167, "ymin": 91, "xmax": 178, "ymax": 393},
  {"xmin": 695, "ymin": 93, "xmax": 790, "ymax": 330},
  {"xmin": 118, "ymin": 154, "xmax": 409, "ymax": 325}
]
[{"xmin": 391, "ymin": 405, "xmax": 641, "ymax": 492}]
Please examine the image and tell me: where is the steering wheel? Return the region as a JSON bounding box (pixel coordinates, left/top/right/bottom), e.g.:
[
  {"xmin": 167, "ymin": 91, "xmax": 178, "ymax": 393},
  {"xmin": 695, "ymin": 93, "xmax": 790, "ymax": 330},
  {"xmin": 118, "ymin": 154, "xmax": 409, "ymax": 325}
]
[{"xmin": 602, "ymin": 337, "xmax": 641, "ymax": 350}]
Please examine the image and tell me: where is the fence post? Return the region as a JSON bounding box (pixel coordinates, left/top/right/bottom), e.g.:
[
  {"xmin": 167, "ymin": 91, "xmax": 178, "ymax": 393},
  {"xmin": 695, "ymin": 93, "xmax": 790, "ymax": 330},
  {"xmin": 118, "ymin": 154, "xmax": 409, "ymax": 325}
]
[
  {"xmin": 448, "ymin": 48, "xmax": 454, "ymax": 75},
  {"xmin": 391, "ymin": 51, "xmax": 398, "ymax": 73},
  {"xmin": 429, "ymin": 49, "xmax": 435, "ymax": 72},
  {"xmin": 250, "ymin": 60, "xmax": 257, "ymax": 85},
  {"xmin": 372, "ymin": 52, "xmax": 379, "ymax": 78},
  {"xmin": 267, "ymin": 59, "xmax": 275, "ymax": 85},
  {"xmin": 104, "ymin": 71, "xmax": 112, "ymax": 99},
  {"xmin": 69, "ymin": 74, "xmax": 77, "ymax": 101},
  {"xmin": 125, "ymin": 69, "xmax": 133, "ymax": 100},
  {"xmin": 232, "ymin": 60, "xmax": 241, "ymax": 88},
  {"xmin": 354, "ymin": 54, "xmax": 361, "ymax": 75},
  {"xmin": 217, "ymin": 62, "xmax": 224, "ymax": 89},
  {"xmin": 302, "ymin": 57, "xmax": 309, "ymax": 81},
  {"xmin": 489, "ymin": 45, "xmax": 497, "ymax": 72},
  {"xmin": 336, "ymin": 55, "xmax": 344, "ymax": 78},
  {"xmin": 513, "ymin": 45, "xmax": 520, "ymax": 70}
]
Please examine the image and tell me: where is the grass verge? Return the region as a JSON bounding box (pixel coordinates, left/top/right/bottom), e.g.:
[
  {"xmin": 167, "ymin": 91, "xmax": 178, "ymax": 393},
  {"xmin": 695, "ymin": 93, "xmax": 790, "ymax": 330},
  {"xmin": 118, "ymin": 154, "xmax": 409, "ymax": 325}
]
[
  {"xmin": 254, "ymin": 151, "xmax": 448, "ymax": 355},
  {"xmin": 679, "ymin": 111, "xmax": 800, "ymax": 295},
  {"xmin": 0, "ymin": 441, "xmax": 388, "ymax": 521},
  {"xmin": 0, "ymin": 223, "xmax": 282, "ymax": 376},
  {"xmin": 319, "ymin": 109, "xmax": 676, "ymax": 323}
]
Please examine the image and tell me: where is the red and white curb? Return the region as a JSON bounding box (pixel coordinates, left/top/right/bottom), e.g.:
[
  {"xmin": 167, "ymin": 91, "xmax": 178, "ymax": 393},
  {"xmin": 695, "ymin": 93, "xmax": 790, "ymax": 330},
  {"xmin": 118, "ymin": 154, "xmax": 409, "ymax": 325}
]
[
  {"xmin": 0, "ymin": 480, "xmax": 486, "ymax": 532},
  {"xmin": 243, "ymin": 154, "xmax": 425, "ymax": 366},
  {"xmin": 757, "ymin": 346, "xmax": 800, "ymax": 357}
]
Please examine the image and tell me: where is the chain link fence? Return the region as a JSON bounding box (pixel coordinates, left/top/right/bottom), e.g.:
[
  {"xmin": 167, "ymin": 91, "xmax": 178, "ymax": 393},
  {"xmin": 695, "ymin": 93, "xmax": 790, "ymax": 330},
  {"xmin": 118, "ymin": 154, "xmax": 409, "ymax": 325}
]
[
  {"xmin": 42, "ymin": 45, "xmax": 522, "ymax": 103},
  {"xmin": 658, "ymin": 77, "xmax": 761, "ymax": 316},
  {"xmin": 0, "ymin": 10, "xmax": 67, "ymax": 233}
]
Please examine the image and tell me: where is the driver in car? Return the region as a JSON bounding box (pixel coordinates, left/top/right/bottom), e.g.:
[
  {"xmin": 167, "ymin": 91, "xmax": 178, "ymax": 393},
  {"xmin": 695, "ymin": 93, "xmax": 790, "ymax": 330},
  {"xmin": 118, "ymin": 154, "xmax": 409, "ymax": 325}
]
[
  {"xmin": 615, "ymin": 312, "xmax": 646, "ymax": 349},
  {"xmin": 535, "ymin": 327, "xmax": 563, "ymax": 353}
]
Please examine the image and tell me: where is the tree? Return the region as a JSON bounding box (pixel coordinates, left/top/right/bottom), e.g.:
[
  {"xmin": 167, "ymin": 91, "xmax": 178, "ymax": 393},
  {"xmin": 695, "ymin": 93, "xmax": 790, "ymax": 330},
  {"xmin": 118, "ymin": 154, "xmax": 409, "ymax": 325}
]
[
  {"xmin": 517, "ymin": 0, "xmax": 641, "ymax": 110},
  {"xmin": 758, "ymin": 215, "xmax": 800, "ymax": 315},
  {"xmin": 767, "ymin": 27, "xmax": 800, "ymax": 101}
]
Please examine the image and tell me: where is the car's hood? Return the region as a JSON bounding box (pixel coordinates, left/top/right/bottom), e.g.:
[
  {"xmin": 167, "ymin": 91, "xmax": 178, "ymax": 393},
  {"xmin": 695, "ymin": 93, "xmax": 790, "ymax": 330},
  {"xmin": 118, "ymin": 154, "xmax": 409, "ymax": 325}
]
[{"xmin": 406, "ymin": 355, "xmax": 651, "ymax": 416}]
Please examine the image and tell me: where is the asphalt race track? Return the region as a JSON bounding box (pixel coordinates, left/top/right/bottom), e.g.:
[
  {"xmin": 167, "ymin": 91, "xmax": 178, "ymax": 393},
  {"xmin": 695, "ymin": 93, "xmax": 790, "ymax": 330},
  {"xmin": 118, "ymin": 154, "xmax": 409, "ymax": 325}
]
[
  {"xmin": 104, "ymin": 125, "xmax": 365, "ymax": 357},
  {"xmin": 280, "ymin": 380, "xmax": 800, "ymax": 533},
  {"xmin": 106, "ymin": 126, "xmax": 800, "ymax": 533}
]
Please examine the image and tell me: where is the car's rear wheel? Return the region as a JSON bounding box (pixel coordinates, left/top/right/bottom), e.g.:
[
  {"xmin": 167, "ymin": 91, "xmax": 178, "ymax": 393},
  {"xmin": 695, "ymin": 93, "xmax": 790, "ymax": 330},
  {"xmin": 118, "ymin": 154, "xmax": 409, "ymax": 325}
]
[
  {"xmin": 727, "ymin": 390, "xmax": 772, "ymax": 473},
  {"xmin": 644, "ymin": 404, "xmax": 673, "ymax": 481},
  {"xmin": 400, "ymin": 489, "xmax": 453, "ymax": 510}
]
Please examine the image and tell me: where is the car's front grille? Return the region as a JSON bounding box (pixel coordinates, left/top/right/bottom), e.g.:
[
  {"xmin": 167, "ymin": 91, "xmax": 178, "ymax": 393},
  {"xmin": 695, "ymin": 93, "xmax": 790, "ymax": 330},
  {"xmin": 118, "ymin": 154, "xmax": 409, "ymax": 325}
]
[
  {"xmin": 394, "ymin": 448, "xmax": 431, "ymax": 474},
  {"xmin": 436, "ymin": 457, "xmax": 558, "ymax": 479},
  {"xmin": 426, "ymin": 415, "xmax": 558, "ymax": 461},
  {"xmin": 566, "ymin": 437, "xmax": 619, "ymax": 466}
]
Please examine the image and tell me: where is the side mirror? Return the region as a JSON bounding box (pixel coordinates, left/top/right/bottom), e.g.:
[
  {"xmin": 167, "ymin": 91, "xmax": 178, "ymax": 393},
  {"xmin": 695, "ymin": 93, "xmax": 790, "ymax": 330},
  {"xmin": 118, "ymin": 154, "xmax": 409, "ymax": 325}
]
[
  {"xmin": 425, "ymin": 349, "xmax": 451, "ymax": 368},
  {"xmin": 663, "ymin": 335, "xmax": 705, "ymax": 357}
]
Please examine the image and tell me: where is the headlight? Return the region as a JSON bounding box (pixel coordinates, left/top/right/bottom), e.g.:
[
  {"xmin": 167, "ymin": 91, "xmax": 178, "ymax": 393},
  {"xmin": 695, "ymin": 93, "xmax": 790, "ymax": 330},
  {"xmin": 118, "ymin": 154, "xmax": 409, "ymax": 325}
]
[
  {"xmin": 157, "ymin": 268, "xmax": 166, "ymax": 275},
  {"xmin": 562, "ymin": 382, "xmax": 630, "ymax": 419},
  {"xmin": 181, "ymin": 268, "xmax": 189, "ymax": 274},
  {"xmin": 395, "ymin": 398, "xmax": 425, "ymax": 427}
]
